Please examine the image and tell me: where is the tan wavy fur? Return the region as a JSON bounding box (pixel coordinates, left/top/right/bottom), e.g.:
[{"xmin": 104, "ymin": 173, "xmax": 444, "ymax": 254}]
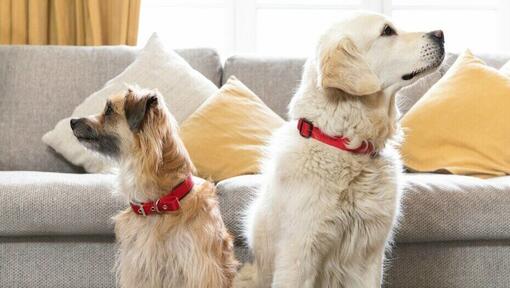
[{"xmin": 71, "ymin": 88, "xmax": 238, "ymax": 288}]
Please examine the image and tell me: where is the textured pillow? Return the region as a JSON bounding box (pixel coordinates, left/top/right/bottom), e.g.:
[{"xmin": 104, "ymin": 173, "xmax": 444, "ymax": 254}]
[
  {"xmin": 500, "ymin": 60, "xmax": 510, "ymax": 76},
  {"xmin": 400, "ymin": 50, "xmax": 510, "ymax": 178},
  {"xmin": 42, "ymin": 34, "xmax": 218, "ymax": 173},
  {"xmin": 180, "ymin": 76, "xmax": 285, "ymax": 181}
]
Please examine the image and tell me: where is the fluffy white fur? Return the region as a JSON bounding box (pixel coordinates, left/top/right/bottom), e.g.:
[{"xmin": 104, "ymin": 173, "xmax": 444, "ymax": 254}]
[{"xmin": 237, "ymin": 12, "xmax": 444, "ymax": 288}]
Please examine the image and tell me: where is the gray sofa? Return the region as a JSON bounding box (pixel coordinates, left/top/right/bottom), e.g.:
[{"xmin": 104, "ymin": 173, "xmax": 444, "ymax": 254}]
[{"xmin": 1, "ymin": 45, "xmax": 509, "ymax": 288}]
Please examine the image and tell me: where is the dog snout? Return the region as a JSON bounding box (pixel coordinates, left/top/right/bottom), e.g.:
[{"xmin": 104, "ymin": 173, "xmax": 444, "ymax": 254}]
[
  {"xmin": 427, "ymin": 30, "xmax": 444, "ymax": 44},
  {"xmin": 70, "ymin": 118, "xmax": 79, "ymax": 130},
  {"xmin": 70, "ymin": 118, "xmax": 96, "ymax": 138}
]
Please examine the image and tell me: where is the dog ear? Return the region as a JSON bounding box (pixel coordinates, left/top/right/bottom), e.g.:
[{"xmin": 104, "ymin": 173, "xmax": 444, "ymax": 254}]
[
  {"xmin": 318, "ymin": 37, "xmax": 381, "ymax": 96},
  {"xmin": 125, "ymin": 93, "xmax": 158, "ymax": 132}
]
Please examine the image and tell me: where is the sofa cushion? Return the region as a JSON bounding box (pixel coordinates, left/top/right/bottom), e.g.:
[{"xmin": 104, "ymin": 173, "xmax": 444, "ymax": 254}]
[
  {"xmin": 0, "ymin": 171, "xmax": 205, "ymax": 236},
  {"xmin": 0, "ymin": 46, "xmax": 222, "ymax": 173},
  {"xmin": 396, "ymin": 52, "xmax": 510, "ymax": 118},
  {"xmin": 216, "ymin": 174, "xmax": 260, "ymax": 240},
  {"xmin": 216, "ymin": 174, "xmax": 261, "ymax": 263},
  {"xmin": 0, "ymin": 171, "xmax": 120, "ymax": 236},
  {"xmin": 3, "ymin": 171, "xmax": 509, "ymax": 265},
  {"xmin": 215, "ymin": 173, "xmax": 510, "ymax": 245},
  {"xmin": 400, "ymin": 50, "xmax": 510, "ymax": 178},
  {"xmin": 0, "ymin": 236, "xmax": 117, "ymax": 288},
  {"xmin": 398, "ymin": 173, "xmax": 510, "ymax": 242},
  {"xmin": 384, "ymin": 240, "xmax": 510, "ymax": 288},
  {"xmin": 181, "ymin": 77, "xmax": 284, "ymax": 182}
]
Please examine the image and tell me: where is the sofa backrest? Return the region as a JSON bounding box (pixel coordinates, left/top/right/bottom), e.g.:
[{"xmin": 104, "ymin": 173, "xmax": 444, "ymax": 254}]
[
  {"xmin": 223, "ymin": 52, "xmax": 510, "ymax": 119},
  {"xmin": 0, "ymin": 45, "xmax": 222, "ymax": 173},
  {"xmin": 1, "ymin": 45, "xmax": 509, "ymax": 173},
  {"xmin": 223, "ymin": 56, "xmax": 305, "ymax": 118}
]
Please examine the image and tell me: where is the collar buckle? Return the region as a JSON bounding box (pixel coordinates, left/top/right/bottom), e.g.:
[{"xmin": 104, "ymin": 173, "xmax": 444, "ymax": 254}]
[
  {"xmin": 298, "ymin": 118, "xmax": 313, "ymax": 138},
  {"xmin": 130, "ymin": 201, "xmax": 147, "ymax": 216}
]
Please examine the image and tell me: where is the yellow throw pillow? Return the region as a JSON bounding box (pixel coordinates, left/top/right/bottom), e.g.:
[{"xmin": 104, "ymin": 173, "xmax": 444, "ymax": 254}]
[
  {"xmin": 180, "ymin": 76, "xmax": 285, "ymax": 181},
  {"xmin": 400, "ymin": 50, "xmax": 510, "ymax": 178}
]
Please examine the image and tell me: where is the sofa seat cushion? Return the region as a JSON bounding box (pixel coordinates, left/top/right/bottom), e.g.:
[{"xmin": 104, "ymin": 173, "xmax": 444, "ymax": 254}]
[
  {"xmin": 0, "ymin": 171, "xmax": 120, "ymax": 236},
  {"xmin": 398, "ymin": 173, "xmax": 510, "ymax": 242},
  {"xmin": 216, "ymin": 174, "xmax": 261, "ymax": 263},
  {"xmin": 0, "ymin": 171, "xmax": 206, "ymax": 236},
  {"xmin": 216, "ymin": 173, "xmax": 510, "ymax": 245}
]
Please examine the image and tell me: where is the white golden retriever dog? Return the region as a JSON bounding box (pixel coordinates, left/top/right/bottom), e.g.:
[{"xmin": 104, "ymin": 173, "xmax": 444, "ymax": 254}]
[{"xmin": 239, "ymin": 12, "xmax": 445, "ymax": 288}]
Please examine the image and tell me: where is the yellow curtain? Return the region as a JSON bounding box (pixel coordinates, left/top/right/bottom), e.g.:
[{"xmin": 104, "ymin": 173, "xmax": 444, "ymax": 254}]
[{"xmin": 0, "ymin": 0, "xmax": 140, "ymax": 45}]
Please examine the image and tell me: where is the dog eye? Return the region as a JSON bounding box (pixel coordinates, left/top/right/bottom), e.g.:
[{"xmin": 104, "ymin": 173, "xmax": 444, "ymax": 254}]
[
  {"xmin": 105, "ymin": 104, "xmax": 114, "ymax": 116},
  {"xmin": 381, "ymin": 24, "xmax": 396, "ymax": 36}
]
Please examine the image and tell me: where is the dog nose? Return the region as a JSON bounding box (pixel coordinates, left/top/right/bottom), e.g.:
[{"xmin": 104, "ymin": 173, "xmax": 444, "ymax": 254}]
[
  {"xmin": 70, "ymin": 118, "xmax": 79, "ymax": 129},
  {"xmin": 428, "ymin": 30, "xmax": 444, "ymax": 43}
]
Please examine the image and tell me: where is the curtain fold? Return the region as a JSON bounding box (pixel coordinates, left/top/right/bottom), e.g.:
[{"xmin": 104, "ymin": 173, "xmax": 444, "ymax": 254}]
[{"xmin": 0, "ymin": 0, "xmax": 140, "ymax": 45}]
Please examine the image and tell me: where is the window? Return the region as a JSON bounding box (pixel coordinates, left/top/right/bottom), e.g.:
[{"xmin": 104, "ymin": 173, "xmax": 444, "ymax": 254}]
[
  {"xmin": 138, "ymin": 0, "xmax": 510, "ymax": 57},
  {"xmin": 138, "ymin": 0, "xmax": 230, "ymax": 53},
  {"xmin": 389, "ymin": 0, "xmax": 505, "ymax": 53}
]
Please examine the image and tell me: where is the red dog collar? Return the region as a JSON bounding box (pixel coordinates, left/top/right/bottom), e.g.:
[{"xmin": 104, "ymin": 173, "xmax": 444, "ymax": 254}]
[
  {"xmin": 130, "ymin": 175, "xmax": 194, "ymax": 216},
  {"xmin": 297, "ymin": 118, "xmax": 376, "ymax": 156}
]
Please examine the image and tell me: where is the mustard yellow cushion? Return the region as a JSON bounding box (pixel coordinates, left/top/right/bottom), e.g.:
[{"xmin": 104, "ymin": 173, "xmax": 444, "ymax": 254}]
[
  {"xmin": 180, "ymin": 76, "xmax": 284, "ymax": 181},
  {"xmin": 401, "ymin": 50, "xmax": 510, "ymax": 178}
]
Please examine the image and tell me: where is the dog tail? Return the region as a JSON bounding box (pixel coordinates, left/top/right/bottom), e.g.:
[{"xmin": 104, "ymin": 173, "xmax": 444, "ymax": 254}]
[{"xmin": 233, "ymin": 263, "xmax": 258, "ymax": 288}]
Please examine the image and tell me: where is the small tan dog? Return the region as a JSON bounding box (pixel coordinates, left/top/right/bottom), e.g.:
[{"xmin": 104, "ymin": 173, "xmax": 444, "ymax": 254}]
[{"xmin": 70, "ymin": 88, "xmax": 238, "ymax": 288}]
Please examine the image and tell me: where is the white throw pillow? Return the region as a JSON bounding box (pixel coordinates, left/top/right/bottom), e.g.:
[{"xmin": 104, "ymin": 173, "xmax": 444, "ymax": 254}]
[
  {"xmin": 500, "ymin": 60, "xmax": 510, "ymax": 76},
  {"xmin": 42, "ymin": 34, "xmax": 218, "ymax": 173}
]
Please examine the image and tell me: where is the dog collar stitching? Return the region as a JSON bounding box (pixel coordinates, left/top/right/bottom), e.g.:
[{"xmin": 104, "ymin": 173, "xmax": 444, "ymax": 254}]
[
  {"xmin": 129, "ymin": 175, "xmax": 194, "ymax": 216},
  {"xmin": 297, "ymin": 118, "xmax": 377, "ymax": 157}
]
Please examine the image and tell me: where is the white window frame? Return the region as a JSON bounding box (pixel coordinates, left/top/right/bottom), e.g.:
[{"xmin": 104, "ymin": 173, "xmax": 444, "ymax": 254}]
[
  {"xmin": 141, "ymin": 0, "xmax": 510, "ymax": 55},
  {"xmin": 229, "ymin": 0, "xmax": 386, "ymax": 54}
]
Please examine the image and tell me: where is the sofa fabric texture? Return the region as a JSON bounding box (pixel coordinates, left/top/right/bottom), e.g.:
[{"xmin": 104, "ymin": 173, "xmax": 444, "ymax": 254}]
[
  {"xmin": 385, "ymin": 240, "xmax": 510, "ymax": 288},
  {"xmin": 397, "ymin": 173, "xmax": 510, "ymax": 242},
  {"xmin": 0, "ymin": 171, "xmax": 119, "ymax": 236},
  {"xmin": 223, "ymin": 56, "xmax": 305, "ymax": 118},
  {"xmin": 0, "ymin": 172, "xmax": 206, "ymax": 237},
  {"xmin": 4, "ymin": 171, "xmax": 508, "ymax": 286},
  {"xmin": 213, "ymin": 174, "xmax": 510, "ymax": 245},
  {"xmin": 1, "ymin": 236, "xmax": 116, "ymax": 288},
  {"xmin": 1, "ymin": 46, "xmax": 509, "ymax": 288},
  {"xmin": 4, "ymin": 171, "xmax": 506, "ymax": 242},
  {"xmin": 3, "ymin": 238, "xmax": 509, "ymax": 288}
]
